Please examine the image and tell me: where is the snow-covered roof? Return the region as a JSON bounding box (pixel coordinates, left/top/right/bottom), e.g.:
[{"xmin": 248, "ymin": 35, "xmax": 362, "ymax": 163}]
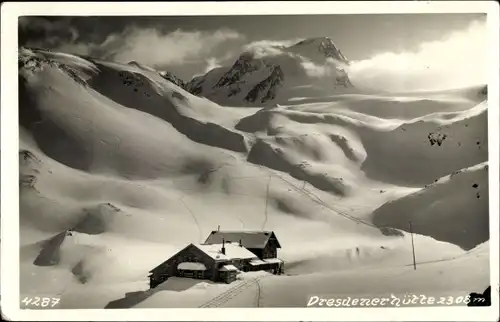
[
  {"xmin": 177, "ymin": 262, "xmax": 207, "ymax": 270},
  {"xmin": 264, "ymin": 258, "xmax": 283, "ymax": 264},
  {"xmin": 249, "ymin": 259, "xmax": 266, "ymax": 266},
  {"xmin": 194, "ymin": 243, "xmax": 258, "ymax": 261},
  {"xmin": 219, "ymin": 265, "xmax": 238, "ymax": 271},
  {"xmin": 204, "ymin": 231, "xmax": 281, "ymax": 249}
]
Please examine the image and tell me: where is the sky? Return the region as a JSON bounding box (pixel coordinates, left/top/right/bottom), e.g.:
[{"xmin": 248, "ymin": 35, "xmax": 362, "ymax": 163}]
[{"xmin": 18, "ymin": 14, "xmax": 488, "ymax": 90}]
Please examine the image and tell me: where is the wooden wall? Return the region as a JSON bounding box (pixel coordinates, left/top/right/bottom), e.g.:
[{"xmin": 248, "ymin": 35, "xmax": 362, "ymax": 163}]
[{"xmin": 153, "ymin": 245, "xmax": 219, "ymax": 281}]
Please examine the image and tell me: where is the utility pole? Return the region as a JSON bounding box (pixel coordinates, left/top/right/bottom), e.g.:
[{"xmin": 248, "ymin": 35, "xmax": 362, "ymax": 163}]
[{"xmin": 409, "ymin": 221, "xmax": 417, "ymax": 270}]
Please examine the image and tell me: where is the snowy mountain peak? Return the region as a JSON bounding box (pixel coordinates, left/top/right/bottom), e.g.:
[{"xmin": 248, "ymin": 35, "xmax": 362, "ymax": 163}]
[
  {"xmin": 185, "ymin": 36, "xmax": 356, "ymax": 106},
  {"xmin": 292, "ymin": 36, "xmax": 336, "ymax": 48},
  {"xmin": 290, "ymin": 36, "xmax": 348, "ymax": 63},
  {"xmin": 214, "ymin": 52, "xmax": 265, "ymax": 89}
]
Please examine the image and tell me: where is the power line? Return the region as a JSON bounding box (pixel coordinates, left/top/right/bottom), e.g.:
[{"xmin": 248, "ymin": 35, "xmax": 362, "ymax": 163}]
[
  {"xmin": 176, "ymin": 174, "xmax": 468, "ymax": 272},
  {"xmin": 179, "ymin": 196, "xmax": 203, "ymax": 243},
  {"xmin": 174, "ymin": 188, "xmax": 268, "ymax": 199},
  {"xmin": 224, "ymin": 174, "xmax": 279, "ymax": 181},
  {"xmin": 173, "ymin": 169, "xmax": 382, "ymax": 230},
  {"xmin": 170, "ymin": 165, "xmax": 408, "ymax": 241},
  {"xmin": 262, "ymin": 176, "xmax": 272, "ymax": 230},
  {"xmin": 271, "ymin": 173, "xmax": 377, "ymax": 229}
]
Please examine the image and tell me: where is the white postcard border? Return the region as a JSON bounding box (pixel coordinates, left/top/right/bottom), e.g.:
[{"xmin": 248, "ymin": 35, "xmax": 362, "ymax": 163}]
[{"xmin": 1, "ymin": 1, "xmax": 498, "ymax": 321}]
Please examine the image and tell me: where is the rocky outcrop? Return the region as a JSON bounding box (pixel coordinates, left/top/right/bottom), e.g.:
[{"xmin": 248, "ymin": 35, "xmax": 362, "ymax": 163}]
[
  {"xmin": 19, "ymin": 48, "xmax": 89, "ymax": 86},
  {"xmin": 158, "ymin": 71, "xmax": 187, "ymax": 89},
  {"xmin": 185, "ymin": 75, "xmax": 205, "ymax": 95},
  {"xmin": 245, "ymin": 65, "xmax": 284, "ymax": 103},
  {"xmin": 214, "ymin": 52, "xmax": 262, "ymax": 88}
]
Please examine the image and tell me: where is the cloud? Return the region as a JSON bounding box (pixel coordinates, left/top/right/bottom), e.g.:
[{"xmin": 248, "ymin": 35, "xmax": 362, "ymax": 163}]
[
  {"xmin": 19, "ymin": 17, "xmax": 79, "ymax": 48},
  {"xmin": 19, "ymin": 17, "xmax": 77, "ymax": 38},
  {"xmin": 300, "ymin": 57, "xmax": 349, "ymax": 79},
  {"xmin": 345, "ymin": 20, "xmax": 488, "ymax": 92},
  {"xmin": 242, "ymin": 39, "xmax": 300, "ymax": 58},
  {"xmin": 19, "ymin": 17, "xmax": 244, "ymax": 69},
  {"xmin": 204, "ymin": 57, "xmax": 222, "ymax": 73},
  {"xmin": 96, "ymin": 27, "xmax": 243, "ymax": 67}
]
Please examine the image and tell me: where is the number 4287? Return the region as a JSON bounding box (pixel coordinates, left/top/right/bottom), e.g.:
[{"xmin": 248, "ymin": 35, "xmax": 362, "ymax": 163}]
[{"xmin": 21, "ymin": 296, "xmax": 60, "ymax": 308}]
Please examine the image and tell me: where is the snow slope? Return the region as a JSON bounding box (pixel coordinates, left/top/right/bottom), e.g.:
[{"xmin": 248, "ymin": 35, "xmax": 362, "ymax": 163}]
[
  {"xmin": 372, "ymin": 162, "xmax": 489, "ymax": 250},
  {"xmin": 17, "ymin": 47, "xmax": 490, "ymax": 309},
  {"xmin": 235, "ymin": 96, "xmax": 487, "ymax": 187}
]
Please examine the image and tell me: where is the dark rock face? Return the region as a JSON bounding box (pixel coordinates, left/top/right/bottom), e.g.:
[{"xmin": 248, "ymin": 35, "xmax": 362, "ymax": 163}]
[
  {"xmin": 185, "ymin": 52, "xmax": 286, "ymax": 104},
  {"xmin": 244, "ymin": 65, "xmax": 285, "ymax": 104},
  {"xmin": 119, "ymin": 71, "xmax": 145, "ymax": 88},
  {"xmin": 214, "ymin": 52, "xmax": 262, "ymax": 88},
  {"xmin": 158, "ymin": 71, "xmax": 187, "ymax": 89},
  {"xmin": 428, "ymin": 132, "xmax": 448, "ymax": 146},
  {"xmin": 317, "ymin": 38, "xmax": 349, "ymax": 63},
  {"xmin": 228, "ymin": 84, "xmax": 242, "ymax": 97},
  {"xmin": 379, "ymin": 227, "xmax": 405, "ymax": 237},
  {"xmin": 19, "ymin": 150, "xmax": 41, "ymax": 168},
  {"xmin": 19, "ymin": 49, "xmax": 89, "ymax": 86},
  {"xmin": 185, "ymin": 76, "xmax": 205, "ymax": 95}
]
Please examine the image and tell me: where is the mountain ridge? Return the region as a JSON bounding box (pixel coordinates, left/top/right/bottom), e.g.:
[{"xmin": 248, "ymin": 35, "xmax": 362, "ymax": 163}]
[
  {"xmin": 20, "ymin": 35, "xmax": 355, "ymax": 108},
  {"xmin": 185, "ymin": 36, "xmax": 356, "ymax": 106}
]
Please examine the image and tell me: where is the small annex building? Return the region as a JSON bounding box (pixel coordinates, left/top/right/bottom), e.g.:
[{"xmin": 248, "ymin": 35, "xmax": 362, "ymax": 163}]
[{"xmin": 148, "ymin": 230, "xmax": 284, "ymax": 288}]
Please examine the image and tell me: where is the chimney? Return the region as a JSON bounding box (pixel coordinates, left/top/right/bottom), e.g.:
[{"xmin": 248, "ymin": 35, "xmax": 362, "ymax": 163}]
[
  {"xmin": 221, "ymin": 238, "xmax": 226, "ymax": 255},
  {"xmin": 217, "ymin": 225, "xmax": 220, "ymax": 232},
  {"xmin": 239, "ymin": 239, "xmax": 243, "ymax": 247}
]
